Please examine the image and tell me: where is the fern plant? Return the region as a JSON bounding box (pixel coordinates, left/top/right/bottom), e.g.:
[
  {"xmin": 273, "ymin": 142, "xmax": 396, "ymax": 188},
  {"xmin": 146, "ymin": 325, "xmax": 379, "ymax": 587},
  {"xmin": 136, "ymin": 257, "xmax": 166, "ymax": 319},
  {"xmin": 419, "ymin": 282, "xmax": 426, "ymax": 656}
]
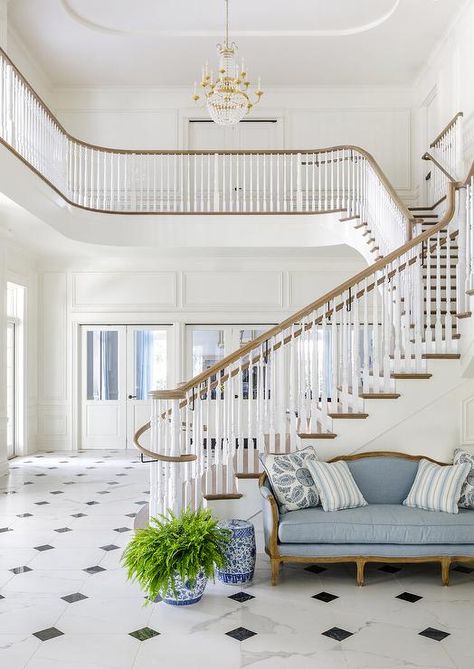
[{"xmin": 122, "ymin": 507, "xmax": 231, "ymax": 604}]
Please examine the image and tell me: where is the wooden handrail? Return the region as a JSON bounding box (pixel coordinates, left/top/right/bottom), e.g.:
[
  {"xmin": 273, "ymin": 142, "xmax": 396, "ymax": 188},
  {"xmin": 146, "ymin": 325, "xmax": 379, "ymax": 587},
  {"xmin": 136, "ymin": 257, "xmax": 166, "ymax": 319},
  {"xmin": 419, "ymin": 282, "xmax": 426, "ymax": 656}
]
[
  {"xmin": 422, "ymin": 150, "xmax": 459, "ymax": 183},
  {"xmin": 133, "ymin": 420, "xmax": 197, "ymax": 462},
  {"xmin": 150, "ymin": 181, "xmax": 456, "ymax": 398},
  {"xmin": 0, "ymin": 47, "xmax": 413, "ymax": 223},
  {"xmin": 430, "ymin": 111, "xmax": 463, "ymax": 148}
]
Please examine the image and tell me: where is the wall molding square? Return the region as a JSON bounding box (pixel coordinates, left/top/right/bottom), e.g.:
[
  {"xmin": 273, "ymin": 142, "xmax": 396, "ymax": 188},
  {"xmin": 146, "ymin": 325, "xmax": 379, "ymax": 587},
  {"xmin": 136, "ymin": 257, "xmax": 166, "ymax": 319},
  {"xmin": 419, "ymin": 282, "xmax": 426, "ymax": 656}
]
[
  {"xmin": 182, "ymin": 270, "xmax": 284, "ymax": 310},
  {"xmin": 71, "ymin": 271, "xmax": 178, "ymax": 311}
]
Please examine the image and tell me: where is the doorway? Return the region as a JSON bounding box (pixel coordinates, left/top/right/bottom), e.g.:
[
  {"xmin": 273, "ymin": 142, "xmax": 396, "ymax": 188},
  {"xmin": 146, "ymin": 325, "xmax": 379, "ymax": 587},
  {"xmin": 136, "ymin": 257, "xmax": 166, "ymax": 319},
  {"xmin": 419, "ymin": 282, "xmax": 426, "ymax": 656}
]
[{"xmin": 80, "ymin": 325, "xmax": 169, "ymax": 449}]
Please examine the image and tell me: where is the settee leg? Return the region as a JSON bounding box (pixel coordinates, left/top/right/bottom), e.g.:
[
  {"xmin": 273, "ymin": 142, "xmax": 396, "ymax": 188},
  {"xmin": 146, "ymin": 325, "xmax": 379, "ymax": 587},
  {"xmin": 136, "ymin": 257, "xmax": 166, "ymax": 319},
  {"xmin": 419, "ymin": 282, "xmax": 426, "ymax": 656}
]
[
  {"xmin": 356, "ymin": 559, "xmax": 366, "ymax": 587},
  {"xmin": 271, "ymin": 559, "xmax": 281, "ymax": 586},
  {"xmin": 441, "ymin": 558, "xmax": 451, "ymax": 586}
]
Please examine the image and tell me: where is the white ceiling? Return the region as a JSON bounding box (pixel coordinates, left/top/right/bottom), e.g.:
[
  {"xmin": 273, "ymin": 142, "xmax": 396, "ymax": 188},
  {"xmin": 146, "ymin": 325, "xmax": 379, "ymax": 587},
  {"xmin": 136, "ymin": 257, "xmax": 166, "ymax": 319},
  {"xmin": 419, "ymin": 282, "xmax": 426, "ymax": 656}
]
[{"xmin": 8, "ymin": 0, "xmax": 466, "ymax": 87}]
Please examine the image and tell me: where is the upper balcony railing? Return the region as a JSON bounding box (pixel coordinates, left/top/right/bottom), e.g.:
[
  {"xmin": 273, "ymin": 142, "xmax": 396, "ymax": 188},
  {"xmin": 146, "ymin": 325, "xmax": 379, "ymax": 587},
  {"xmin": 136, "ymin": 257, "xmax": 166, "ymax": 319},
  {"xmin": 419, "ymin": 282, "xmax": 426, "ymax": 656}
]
[{"xmin": 0, "ymin": 49, "xmax": 414, "ymax": 251}]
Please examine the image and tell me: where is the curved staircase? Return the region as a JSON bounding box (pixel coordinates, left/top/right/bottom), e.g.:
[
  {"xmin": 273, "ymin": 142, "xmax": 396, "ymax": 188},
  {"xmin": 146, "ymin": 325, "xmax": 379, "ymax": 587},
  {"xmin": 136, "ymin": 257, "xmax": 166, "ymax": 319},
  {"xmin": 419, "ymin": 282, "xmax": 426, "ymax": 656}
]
[{"xmin": 134, "ymin": 150, "xmax": 474, "ymax": 519}]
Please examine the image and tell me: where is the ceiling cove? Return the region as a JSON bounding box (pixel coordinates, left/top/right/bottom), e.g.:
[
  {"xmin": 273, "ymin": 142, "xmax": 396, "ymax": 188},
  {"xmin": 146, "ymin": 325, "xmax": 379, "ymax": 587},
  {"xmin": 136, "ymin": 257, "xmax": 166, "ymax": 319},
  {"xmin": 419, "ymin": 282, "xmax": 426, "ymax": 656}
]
[{"xmin": 60, "ymin": 0, "xmax": 401, "ymax": 38}]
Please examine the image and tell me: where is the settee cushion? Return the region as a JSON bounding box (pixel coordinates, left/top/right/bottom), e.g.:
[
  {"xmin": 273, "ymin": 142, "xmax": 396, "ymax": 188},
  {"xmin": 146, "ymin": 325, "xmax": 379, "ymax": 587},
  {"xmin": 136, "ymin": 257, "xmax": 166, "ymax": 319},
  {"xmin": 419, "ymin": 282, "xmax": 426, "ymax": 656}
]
[
  {"xmin": 306, "ymin": 459, "xmax": 367, "ymax": 511},
  {"xmin": 344, "ymin": 456, "xmax": 419, "ymax": 504},
  {"xmin": 277, "ymin": 504, "xmax": 474, "ymax": 544},
  {"xmin": 403, "ymin": 459, "xmax": 470, "ymax": 514},
  {"xmin": 260, "ymin": 446, "xmax": 320, "ymax": 513},
  {"xmin": 454, "ymin": 448, "xmax": 474, "ymax": 509}
]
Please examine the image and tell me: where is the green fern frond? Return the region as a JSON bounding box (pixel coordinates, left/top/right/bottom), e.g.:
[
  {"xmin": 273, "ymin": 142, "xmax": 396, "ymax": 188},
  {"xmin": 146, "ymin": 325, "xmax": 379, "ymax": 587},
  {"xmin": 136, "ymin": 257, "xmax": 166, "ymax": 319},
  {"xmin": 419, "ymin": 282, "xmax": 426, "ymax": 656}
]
[{"xmin": 121, "ymin": 507, "xmax": 231, "ymax": 604}]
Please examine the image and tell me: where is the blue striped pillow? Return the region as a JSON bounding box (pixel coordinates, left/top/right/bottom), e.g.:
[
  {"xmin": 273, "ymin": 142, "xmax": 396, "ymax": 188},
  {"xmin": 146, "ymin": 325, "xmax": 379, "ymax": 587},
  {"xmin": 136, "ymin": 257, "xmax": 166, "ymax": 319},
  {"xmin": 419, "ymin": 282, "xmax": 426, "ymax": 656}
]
[
  {"xmin": 403, "ymin": 459, "xmax": 470, "ymax": 514},
  {"xmin": 305, "ymin": 459, "xmax": 368, "ymax": 512}
]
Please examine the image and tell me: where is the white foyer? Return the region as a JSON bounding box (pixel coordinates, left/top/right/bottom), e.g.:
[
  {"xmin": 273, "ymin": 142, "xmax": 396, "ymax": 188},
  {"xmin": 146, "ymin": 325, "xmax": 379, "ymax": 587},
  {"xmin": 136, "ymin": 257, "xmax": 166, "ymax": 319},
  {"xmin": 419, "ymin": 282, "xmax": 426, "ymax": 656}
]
[{"xmin": 1, "ymin": 1, "xmax": 474, "ymax": 668}]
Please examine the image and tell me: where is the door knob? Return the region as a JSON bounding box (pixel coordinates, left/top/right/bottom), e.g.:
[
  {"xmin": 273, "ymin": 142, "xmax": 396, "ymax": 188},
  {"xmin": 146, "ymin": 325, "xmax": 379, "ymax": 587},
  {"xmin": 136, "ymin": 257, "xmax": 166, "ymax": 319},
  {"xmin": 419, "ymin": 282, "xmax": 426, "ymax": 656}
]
[{"xmin": 128, "ymin": 395, "xmax": 137, "ymax": 399}]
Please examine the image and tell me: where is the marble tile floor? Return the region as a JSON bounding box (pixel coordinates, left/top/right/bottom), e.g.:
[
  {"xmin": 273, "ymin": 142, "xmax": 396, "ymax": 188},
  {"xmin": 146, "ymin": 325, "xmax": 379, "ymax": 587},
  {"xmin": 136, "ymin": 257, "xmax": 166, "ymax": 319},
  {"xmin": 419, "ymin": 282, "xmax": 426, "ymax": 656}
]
[{"xmin": 1, "ymin": 451, "xmax": 474, "ymax": 668}]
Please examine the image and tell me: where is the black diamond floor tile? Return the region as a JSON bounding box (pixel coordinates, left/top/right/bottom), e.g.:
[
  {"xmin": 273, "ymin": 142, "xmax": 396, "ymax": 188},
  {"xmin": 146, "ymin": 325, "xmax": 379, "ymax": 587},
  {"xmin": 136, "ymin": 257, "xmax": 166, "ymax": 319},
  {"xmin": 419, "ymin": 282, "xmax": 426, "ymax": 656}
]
[
  {"xmin": 97, "ymin": 491, "xmax": 110, "ymax": 495},
  {"xmin": 107, "ymin": 482, "xmax": 119, "ymax": 485},
  {"xmin": 100, "ymin": 544, "xmax": 120, "ymax": 551},
  {"xmin": 453, "ymin": 565, "xmax": 474, "ymax": 574},
  {"xmin": 396, "ymin": 592, "xmax": 423, "ymax": 603},
  {"xmin": 71, "ymin": 513, "xmax": 87, "ymax": 518},
  {"xmin": 0, "ymin": 527, "xmax": 12, "ymax": 532},
  {"xmin": 322, "ymin": 627, "xmax": 353, "ymax": 642},
  {"xmin": 17, "ymin": 513, "xmax": 33, "ymax": 518},
  {"xmin": 379, "ymin": 565, "xmax": 402, "ymax": 574},
  {"xmin": 129, "ymin": 627, "xmax": 160, "ymax": 641},
  {"xmin": 312, "ymin": 591, "xmax": 339, "ymax": 603},
  {"xmin": 61, "ymin": 592, "xmax": 88, "ymax": 603},
  {"xmin": 54, "ymin": 527, "xmax": 72, "ymax": 533},
  {"xmin": 10, "ymin": 566, "xmax": 32, "ymax": 574},
  {"xmin": 134, "ymin": 501, "xmax": 147, "ymax": 505},
  {"xmin": 125, "ymin": 513, "xmax": 137, "ymax": 518},
  {"xmin": 228, "ymin": 591, "xmax": 255, "ymax": 603},
  {"xmin": 85, "ymin": 501, "xmax": 99, "ymax": 506},
  {"xmin": 114, "ymin": 527, "xmax": 131, "ymax": 533},
  {"xmin": 50, "ymin": 491, "xmax": 64, "ymax": 495},
  {"xmin": 34, "ymin": 544, "xmax": 55, "ymax": 552},
  {"xmin": 0, "ymin": 594, "xmax": 4, "ymax": 599},
  {"xmin": 304, "ymin": 565, "xmax": 327, "ymax": 574},
  {"xmin": 33, "ymin": 627, "xmax": 64, "ymax": 641},
  {"xmin": 63, "ymin": 482, "xmax": 76, "ymax": 485},
  {"xmin": 225, "ymin": 627, "xmax": 257, "ymax": 641},
  {"xmin": 83, "ymin": 565, "xmax": 106, "ymax": 575},
  {"xmin": 419, "ymin": 627, "xmax": 450, "ymax": 642},
  {"xmin": 35, "ymin": 501, "xmax": 49, "ymax": 506}
]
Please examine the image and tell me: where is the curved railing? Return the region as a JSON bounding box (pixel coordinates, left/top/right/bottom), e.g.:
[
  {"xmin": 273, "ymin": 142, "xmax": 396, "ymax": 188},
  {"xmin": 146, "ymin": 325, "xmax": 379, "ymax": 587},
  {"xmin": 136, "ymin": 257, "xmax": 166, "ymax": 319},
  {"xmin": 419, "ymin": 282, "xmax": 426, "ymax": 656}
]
[
  {"xmin": 0, "ymin": 49, "xmax": 413, "ymax": 252},
  {"xmin": 134, "ymin": 178, "xmax": 474, "ymax": 516}
]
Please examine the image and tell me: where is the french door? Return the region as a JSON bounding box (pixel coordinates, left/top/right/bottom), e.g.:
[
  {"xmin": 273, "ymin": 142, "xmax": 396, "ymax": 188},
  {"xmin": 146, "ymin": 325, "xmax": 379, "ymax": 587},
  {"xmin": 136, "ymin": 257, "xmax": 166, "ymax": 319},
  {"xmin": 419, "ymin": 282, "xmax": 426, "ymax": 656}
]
[{"xmin": 80, "ymin": 325, "xmax": 169, "ymax": 449}]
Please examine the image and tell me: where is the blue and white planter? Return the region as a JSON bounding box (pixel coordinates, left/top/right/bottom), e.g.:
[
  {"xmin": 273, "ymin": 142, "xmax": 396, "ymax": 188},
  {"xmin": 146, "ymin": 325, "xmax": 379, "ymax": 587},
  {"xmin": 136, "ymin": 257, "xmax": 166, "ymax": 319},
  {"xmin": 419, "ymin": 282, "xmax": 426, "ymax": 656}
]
[
  {"xmin": 162, "ymin": 570, "xmax": 207, "ymax": 606},
  {"xmin": 217, "ymin": 519, "xmax": 256, "ymax": 585}
]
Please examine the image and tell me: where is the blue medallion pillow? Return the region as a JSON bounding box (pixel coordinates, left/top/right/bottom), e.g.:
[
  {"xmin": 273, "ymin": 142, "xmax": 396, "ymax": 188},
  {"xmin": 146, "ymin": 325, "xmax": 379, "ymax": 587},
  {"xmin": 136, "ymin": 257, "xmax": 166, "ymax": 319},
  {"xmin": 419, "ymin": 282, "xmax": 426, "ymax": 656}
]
[
  {"xmin": 260, "ymin": 446, "xmax": 320, "ymax": 513},
  {"xmin": 453, "ymin": 448, "xmax": 474, "ymax": 509}
]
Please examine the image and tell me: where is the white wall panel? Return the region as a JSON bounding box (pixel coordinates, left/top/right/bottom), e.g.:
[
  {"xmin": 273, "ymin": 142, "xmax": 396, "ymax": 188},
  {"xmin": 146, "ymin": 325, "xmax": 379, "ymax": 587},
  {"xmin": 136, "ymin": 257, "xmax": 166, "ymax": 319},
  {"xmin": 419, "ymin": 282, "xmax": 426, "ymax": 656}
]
[
  {"xmin": 289, "ymin": 108, "xmax": 411, "ymax": 190},
  {"xmin": 39, "ymin": 272, "xmax": 67, "ymax": 403},
  {"xmin": 182, "ymin": 271, "xmax": 283, "ymax": 310},
  {"xmin": 72, "ymin": 272, "xmax": 177, "ymax": 311},
  {"xmin": 289, "ymin": 269, "xmax": 360, "ymax": 309},
  {"xmin": 58, "ymin": 110, "xmax": 178, "ymax": 150}
]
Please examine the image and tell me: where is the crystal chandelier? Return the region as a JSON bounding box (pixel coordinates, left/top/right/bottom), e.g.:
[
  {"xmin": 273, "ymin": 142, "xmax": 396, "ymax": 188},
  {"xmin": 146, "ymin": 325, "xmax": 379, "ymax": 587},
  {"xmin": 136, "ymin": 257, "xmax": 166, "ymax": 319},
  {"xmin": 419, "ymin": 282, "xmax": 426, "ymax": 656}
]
[{"xmin": 192, "ymin": 0, "xmax": 263, "ymax": 126}]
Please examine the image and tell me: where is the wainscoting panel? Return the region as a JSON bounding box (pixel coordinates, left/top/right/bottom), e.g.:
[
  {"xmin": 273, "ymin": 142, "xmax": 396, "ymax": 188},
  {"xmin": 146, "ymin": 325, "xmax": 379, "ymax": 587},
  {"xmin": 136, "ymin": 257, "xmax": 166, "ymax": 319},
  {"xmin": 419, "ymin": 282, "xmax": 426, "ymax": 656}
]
[
  {"xmin": 71, "ymin": 272, "xmax": 177, "ymax": 311},
  {"xmin": 182, "ymin": 271, "xmax": 284, "ymax": 310}
]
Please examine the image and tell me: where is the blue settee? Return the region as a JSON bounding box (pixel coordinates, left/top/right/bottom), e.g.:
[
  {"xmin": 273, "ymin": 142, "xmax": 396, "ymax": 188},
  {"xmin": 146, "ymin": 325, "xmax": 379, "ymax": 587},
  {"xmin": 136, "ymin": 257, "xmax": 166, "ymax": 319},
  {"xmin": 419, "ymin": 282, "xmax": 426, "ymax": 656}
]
[{"xmin": 259, "ymin": 451, "xmax": 474, "ymax": 585}]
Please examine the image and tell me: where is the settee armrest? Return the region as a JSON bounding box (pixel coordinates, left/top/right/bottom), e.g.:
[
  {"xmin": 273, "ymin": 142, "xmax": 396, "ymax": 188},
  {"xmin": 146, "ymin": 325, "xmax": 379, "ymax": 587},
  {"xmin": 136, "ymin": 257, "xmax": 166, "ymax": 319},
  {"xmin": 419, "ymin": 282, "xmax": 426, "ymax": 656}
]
[{"xmin": 259, "ymin": 475, "xmax": 280, "ymax": 558}]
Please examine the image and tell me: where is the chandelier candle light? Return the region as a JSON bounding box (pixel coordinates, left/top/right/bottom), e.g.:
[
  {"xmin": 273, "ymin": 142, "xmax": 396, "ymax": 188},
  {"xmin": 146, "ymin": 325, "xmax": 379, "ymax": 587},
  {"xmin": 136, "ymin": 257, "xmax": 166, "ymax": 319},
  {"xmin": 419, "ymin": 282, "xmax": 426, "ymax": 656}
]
[{"xmin": 192, "ymin": 0, "xmax": 263, "ymax": 126}]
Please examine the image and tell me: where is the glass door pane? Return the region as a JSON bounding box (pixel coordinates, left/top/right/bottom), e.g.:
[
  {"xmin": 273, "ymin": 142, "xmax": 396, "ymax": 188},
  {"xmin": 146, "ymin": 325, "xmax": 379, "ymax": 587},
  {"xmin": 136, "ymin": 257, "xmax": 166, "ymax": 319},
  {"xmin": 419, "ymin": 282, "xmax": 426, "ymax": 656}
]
[
  {"xmin": 86, "ymin": 330, "xmax": 119, "ymax": 401},
  {"xmin": 6, "ymin": 322, "xmax": 15, "ymax": 458},
  {"xmin": 191, "ymin": 329, "xmax": 226, "ymax": 376},
  {"xmin": 133, "ymin": 329, "xmax": 168, "ymax": 400}
]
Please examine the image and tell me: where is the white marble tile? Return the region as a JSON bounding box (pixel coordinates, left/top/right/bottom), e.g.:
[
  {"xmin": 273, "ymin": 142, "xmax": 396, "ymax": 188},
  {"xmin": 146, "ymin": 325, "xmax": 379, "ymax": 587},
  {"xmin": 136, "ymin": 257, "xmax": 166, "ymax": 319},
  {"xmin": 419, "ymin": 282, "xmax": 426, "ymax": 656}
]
[
  {"xmin": 3, "ymin": 451, "xmax": 474, "ymax": 669},
  {"xmin": 0, "ymin": 633, "xmax": 41, "ymax": 669},
  {"xmin": 25, "ymin": 634, "xmax": 140, "ymax": 669}
]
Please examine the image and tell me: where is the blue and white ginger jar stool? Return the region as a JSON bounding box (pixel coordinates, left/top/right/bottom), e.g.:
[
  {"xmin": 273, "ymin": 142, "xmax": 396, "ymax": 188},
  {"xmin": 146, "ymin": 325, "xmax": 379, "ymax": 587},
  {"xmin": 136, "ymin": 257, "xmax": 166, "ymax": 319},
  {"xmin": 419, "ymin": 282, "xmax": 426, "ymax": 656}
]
[
  {"xmin": 217, "ymin": 519, "xmax": 256, "ymax": 585},
  {"xmin": 162, "ymin": 570, "xmax": 207, "ymax": 606}
]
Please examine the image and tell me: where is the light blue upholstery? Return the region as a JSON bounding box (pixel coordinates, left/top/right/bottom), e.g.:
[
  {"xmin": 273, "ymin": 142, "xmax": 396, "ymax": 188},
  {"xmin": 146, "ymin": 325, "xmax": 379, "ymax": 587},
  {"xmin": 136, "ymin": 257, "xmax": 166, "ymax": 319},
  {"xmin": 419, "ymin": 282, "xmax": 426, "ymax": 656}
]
[
  {"xmin": 277, "ymin": 543, "xmax": 474, "ymax": 558},
  {"xmin": 259, "ymin": 455, "xmax": 474, "ymax": 563},
  {"xmin": 277, "ymin": 504, "xmax": 474, "ymax": 544},
  {"xmin": 345, "ymin": 457, "xmax": 419, "ymax": 504}
]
